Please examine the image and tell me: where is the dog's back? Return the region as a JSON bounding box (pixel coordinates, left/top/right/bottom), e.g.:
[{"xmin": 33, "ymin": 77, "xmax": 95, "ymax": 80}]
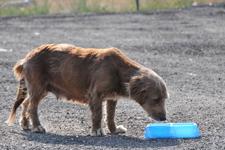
[{"xmin": 15, "ymin": 44, "xmax": 137, "ymax": 103}]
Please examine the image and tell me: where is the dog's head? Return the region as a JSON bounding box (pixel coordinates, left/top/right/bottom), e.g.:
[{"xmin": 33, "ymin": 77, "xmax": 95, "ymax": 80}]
[{"xmin": 129, "ymin": 70, "xmax": 169, "ymax": 121}]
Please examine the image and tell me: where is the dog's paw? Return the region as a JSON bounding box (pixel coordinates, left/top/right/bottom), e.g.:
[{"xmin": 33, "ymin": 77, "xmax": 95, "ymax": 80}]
[
  {"xmin": 115, "ymin": 125, "xmax": 127, "ymax": 134},
  {"xmin": 19, "ymin": 117, "xmax": 30, "ymax": 131},
  {"xmin": 91, "ymin": 128, "xmax": 105, "ymax": 136},
  {"xmin": 31, "ymin": 125, "xmax": 46, "ymax": 133}
]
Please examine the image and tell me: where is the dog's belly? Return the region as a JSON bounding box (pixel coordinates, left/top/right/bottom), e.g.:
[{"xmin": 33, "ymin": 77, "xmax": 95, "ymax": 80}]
[{"xmin": 47, "ymin": 83, "xmax": 89, "ymax": 104}]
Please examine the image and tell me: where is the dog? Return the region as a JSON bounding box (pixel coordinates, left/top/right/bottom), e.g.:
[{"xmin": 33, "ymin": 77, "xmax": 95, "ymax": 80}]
[{"xmin": 6, "ymin": 44, "xmax": 169, "ymax": 136}]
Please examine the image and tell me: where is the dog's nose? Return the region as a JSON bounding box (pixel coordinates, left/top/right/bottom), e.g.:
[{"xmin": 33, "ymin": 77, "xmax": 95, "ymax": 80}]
[
  {"xmin": 159, "ymin": 115, "xmax": 166, "ymax": 121},
  {"xmin": 159, "ymin": 117, "xmax": 166, "ymax": 121}
]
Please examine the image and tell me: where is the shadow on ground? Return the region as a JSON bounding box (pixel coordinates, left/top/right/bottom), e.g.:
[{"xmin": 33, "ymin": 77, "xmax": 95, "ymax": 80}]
[{"xmin": 19, "ymin": 131, "xmax": 182, "ymax": 148}]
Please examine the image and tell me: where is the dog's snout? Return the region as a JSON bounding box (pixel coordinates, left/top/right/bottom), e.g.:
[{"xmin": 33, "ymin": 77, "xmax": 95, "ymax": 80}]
[
  {"xmin": 155, "ymin": 114, "xmax": 166, "ymax": 121},
  {"xmin": 159, "ymin": 115, "xmax": 166, "ymax": 121},
  {"xmin": 150, "ymin": 113, "xmax": 167, "ymax": 121}
]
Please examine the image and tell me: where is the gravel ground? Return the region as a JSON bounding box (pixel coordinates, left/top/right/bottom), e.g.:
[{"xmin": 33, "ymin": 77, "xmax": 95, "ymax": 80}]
[{"xmin": 0, "ymin": 6, "xmax": 225, "ymax": 150}]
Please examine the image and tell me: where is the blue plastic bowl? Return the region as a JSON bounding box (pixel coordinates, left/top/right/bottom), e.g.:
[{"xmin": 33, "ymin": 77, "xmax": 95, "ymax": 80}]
[{"xmin": 144, "ymin": 123, "xmax": 201, "ymax": 139}]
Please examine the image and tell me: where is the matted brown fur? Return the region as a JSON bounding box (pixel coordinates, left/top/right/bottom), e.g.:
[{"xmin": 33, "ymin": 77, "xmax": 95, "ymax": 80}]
[{"xmin": 6, "ymin": 44, "xmax": 169, "ymax": 136}]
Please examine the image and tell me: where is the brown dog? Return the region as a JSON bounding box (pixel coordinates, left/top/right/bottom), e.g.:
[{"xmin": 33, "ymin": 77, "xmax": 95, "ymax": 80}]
[{"xmin": 6, "ymin": 44, "xmax": 169, "ymax": 136}]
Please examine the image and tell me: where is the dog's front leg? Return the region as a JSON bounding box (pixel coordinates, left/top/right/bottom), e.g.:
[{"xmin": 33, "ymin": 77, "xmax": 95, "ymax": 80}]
[
  {"xmin": 89, "ymin": 96, "xmax": 105, "ymax": 136},
  {"xmin": 107, "ymin": 100, "xmax": 127, "ymax": 134}
]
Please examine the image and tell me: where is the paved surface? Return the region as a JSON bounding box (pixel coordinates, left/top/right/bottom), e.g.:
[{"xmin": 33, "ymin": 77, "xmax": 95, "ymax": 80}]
[{"xmin": 0, "ymin": 6, "xmax": 225, "ymax": 150}]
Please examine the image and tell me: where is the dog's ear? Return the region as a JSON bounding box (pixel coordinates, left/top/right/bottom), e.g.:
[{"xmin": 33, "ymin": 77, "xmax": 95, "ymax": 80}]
[
  {"xmin": 130, "ymin": 75, "xmax": 140, "ymax": 82},
  {"xmin": 131, "ymin": 75, "xmax": 151, "ymax": 90},
  {"xmin": 140, "ymin": 88, "xmax": 147, "ymax": 94},
  {"xmin": 129, "ymin": 75, "xmax": 144, "ymax": 93},
  {"xmin": 129, "ymin": 75, "xmax": 148, "ymax": 104}
]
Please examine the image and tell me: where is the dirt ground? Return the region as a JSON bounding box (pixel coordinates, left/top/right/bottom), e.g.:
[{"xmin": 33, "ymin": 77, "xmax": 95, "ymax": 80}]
[{"xmin": 0, "ymin": 6, "xmax": 225, "ymax": 150}]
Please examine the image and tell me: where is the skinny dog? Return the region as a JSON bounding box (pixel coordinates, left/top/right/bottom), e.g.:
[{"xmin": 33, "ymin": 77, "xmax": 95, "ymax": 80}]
[{"xmin": 6, "ymin": 44, "xmax": 169, "ymax": 136}]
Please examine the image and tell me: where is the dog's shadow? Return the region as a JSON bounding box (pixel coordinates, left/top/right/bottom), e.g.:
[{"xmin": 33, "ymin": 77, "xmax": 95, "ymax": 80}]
[{"xmin": 20, "ymin": 131, "xmax": 183, "ymax": 148}]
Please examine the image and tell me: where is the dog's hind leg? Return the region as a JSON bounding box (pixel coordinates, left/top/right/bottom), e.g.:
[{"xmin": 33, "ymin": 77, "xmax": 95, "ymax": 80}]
[
  {"xmin": 27, "ymin": 94, "xmax": 46, "ymax": 133},
  {"xmin": 19, "ymin": 97, "xmax": 30, "ymax": 130},
  {"xmin": 26, "ymin": 83, "xmax": 47, "ymax": 133},
  {"xmin": 6, "ymin": 79, "xmax": 27, "ymax": 126}
]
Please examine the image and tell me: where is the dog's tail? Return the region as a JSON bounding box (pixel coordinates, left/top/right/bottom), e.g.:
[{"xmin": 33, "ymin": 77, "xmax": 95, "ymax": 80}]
[
  {"xmin": 6, "ymin": 60, "xmax": 27, "ymax": 126},
  {"xmin": 13, "ymin": 59, "xmax": 25, "ymax": 80}
]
